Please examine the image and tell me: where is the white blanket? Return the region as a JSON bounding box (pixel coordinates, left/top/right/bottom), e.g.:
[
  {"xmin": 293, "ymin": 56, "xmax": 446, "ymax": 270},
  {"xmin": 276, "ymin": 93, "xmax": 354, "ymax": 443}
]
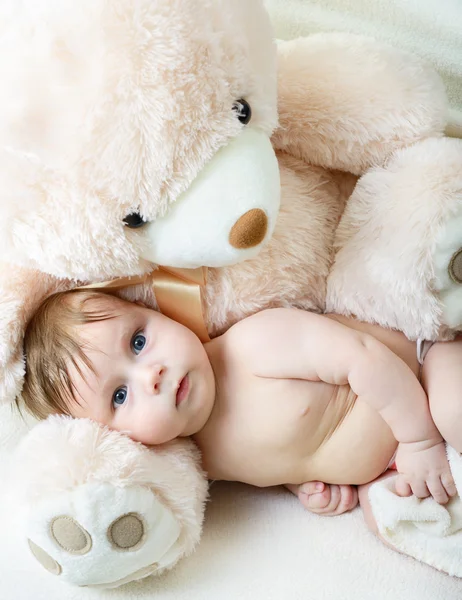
[
  {"xmin": 370, "ymin": 445, "xmax": 462, "ymax": 577},
  {"xmin": 264, "ymin": 0, "xmax": 462, "ymax": 137}
]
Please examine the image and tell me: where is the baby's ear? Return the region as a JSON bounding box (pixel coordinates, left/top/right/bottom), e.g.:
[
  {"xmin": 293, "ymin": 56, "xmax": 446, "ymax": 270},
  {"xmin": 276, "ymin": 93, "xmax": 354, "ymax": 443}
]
[{"xmin": 0, "ymin": 264, "xmax": 70, "ymax": 404}]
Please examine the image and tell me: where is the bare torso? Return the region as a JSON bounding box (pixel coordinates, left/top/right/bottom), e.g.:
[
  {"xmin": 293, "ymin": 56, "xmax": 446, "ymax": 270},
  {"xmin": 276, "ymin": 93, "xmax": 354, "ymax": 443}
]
[{"xmin": 193, "ymin": 315, "xmax": 420, "ymax": 487}]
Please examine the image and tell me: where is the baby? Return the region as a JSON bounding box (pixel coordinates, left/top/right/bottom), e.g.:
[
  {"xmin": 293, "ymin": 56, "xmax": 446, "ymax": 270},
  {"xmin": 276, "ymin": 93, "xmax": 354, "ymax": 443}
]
[{"xmin": 20, "ymin": 290, "xmax": 461, "ymax": 521}]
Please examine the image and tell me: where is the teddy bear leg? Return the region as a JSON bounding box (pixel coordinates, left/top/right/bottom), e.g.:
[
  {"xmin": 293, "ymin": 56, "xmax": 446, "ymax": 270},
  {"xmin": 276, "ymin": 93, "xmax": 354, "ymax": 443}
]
[
  {"xmin": 327, "ymin": 137, "xmax": 462, "ymax": 341},
  {"xmin": 273, "ymin": 34, "xmax": 448, "ymax": 175}
]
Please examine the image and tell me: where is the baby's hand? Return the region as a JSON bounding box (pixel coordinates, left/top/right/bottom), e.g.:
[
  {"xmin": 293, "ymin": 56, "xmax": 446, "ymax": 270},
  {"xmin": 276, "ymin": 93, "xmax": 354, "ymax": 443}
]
[
  {"xmin": 395, "ymin": 439, "xmax": 457, "ymax": 504},
  {"xmin": 287, "ymin": 482, "xmax": 358, "ymax": 516}
]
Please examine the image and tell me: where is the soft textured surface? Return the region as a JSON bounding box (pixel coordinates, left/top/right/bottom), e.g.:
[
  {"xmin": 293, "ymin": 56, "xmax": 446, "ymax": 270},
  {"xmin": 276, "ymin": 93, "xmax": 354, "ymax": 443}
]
[
  {"xmin": 327, "ymin": 136, "xmax": 462, "ymax": 341},
  {"xmin": 265, "ymin": 0, "xmax": 462, "ymax": 127},
  {"xmin": 0, "ymin": 0, "xmax": 278, "ymax": 279},
  {"xmin": 272, "ymin": 33, "xmax": 448, "ymax": 175},
  {"xmin": 370, "ymin": 445, "xmax": 462, "ymax": 577},
  {"xmin": 11, "ymin": 417, "xmax": 208, "ymax": 587},
  {"xmin": 3, "ymin": 484, "xmax": 462, "ymax": 599}
]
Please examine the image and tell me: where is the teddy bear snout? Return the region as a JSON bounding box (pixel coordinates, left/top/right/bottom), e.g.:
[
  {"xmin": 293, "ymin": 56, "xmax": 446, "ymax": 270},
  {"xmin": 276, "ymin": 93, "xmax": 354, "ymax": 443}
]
[{"xmin": 229, "ymin": 209, "xmax": 268, "ymax": 249}]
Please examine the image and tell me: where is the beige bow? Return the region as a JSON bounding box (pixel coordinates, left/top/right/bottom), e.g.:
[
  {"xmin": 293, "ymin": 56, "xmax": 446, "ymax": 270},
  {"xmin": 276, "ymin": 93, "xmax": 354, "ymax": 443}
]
[{"xmin": 78, "ymin": 266, "xmax": 210, "ymax": 343}]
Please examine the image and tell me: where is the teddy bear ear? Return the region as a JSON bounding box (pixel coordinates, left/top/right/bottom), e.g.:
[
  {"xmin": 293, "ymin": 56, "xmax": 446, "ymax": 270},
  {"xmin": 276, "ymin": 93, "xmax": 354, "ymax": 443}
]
[{"xmin": 0, "ymin": 263, "xmax": 67, "ymax": 404}]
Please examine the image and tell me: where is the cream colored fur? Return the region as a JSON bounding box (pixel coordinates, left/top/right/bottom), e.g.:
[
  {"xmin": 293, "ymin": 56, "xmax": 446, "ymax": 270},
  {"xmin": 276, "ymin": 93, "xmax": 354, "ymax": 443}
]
[
  {"xmin": 1, "ymin": 0, "xmax": 462, "ymax": 587},
  {"xmin": 12, "ymin": 417, "xmax": 208, "ymax": 586},
  {"xmin": 327, "ymin": 137, "xmax": 462, "ymax": 341}
]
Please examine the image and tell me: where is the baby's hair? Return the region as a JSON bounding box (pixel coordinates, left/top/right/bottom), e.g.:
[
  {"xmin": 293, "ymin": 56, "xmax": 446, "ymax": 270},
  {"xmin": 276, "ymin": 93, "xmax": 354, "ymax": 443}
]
[{"xmin": 19, "ymin": 289, "xmax": 123, "ymax": 420}]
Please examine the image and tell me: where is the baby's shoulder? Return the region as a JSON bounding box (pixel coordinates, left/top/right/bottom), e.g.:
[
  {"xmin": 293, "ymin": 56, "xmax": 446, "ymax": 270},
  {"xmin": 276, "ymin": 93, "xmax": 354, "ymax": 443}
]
[
  {"xmin": 226, "ymin": 308, "xmax": 327, "ymax": 340},
  {"xmin": 222, "ymin": 308, "xmax": 320, "ymax": 367},
  {"xmin": 225, "ymin": 308, "xmax": 292, "ymax": 342}
]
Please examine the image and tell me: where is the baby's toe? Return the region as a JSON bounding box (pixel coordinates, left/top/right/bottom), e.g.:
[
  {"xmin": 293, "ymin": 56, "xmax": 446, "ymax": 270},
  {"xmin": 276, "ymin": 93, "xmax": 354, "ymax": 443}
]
[
  {"xmin": 338, "ymin": 485, "xmax": 358, "ymax": 512},
  {"xmin": 298, "ymin": 481, "xmax": 325, "ymax": 496},
  {"xmin": 299, "ymin": 488, "xmax": 331, "ymax": 511}
]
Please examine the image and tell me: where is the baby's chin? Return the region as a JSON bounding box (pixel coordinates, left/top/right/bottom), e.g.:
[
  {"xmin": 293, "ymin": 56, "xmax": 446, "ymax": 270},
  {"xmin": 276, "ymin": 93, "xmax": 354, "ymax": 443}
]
[{"xmin": 185, "ymin": 398, "xmax": 215, "ymax": 438}]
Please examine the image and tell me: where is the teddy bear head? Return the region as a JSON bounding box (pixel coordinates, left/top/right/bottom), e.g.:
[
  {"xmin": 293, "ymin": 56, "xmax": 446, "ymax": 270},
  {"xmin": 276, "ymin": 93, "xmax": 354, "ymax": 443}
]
[{"xmin": 0, "ymin": 0, "xmax": 280, "ymax": 282}]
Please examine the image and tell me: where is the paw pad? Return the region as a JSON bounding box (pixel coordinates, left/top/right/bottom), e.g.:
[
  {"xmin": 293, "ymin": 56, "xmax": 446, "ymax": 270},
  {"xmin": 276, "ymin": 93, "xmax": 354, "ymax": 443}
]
[
  {"xmin": 449, "ymin": 248, "xmax": 462, "ymax": 283},
  {"xmin": 107, "ymin": 513, "xmax": 145, "ymax": 550},
  {"xmin": 50, "ymin": 516, "xmax": 92, "ymax": 555},
  {"xmin": 28, "ymin": 540, "xmax": 62, "ymax": 576}
]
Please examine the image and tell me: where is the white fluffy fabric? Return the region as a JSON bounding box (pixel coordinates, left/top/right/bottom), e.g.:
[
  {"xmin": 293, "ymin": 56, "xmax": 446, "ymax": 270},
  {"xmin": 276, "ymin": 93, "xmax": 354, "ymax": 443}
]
[
  {"xmin": 3, "ymin": 487, "xmax": 462, "ymax": 599},
  {"xmin": 370, "ymin": 445, "xmax": 462, "ymax": 577},
  {"xmin": 264, "ymin": 0, "xmax": 462, "ymax": 134},
  {"xmin": 9, "ymin": 416, "xmax": 208, "ymax": 587}
]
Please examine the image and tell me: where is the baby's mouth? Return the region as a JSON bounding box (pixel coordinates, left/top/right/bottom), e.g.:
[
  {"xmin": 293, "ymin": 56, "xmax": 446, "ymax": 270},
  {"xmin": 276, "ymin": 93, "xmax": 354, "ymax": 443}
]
[{"xmin": 176, "ymin": 374, "xmax": 190, "ymax": 406}]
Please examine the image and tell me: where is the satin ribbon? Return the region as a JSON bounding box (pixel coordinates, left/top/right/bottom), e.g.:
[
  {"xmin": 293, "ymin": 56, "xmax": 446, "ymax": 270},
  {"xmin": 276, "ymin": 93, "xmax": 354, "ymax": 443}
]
[{"xmin": 77, "ymin": 266, "xmax": 210, "ymax": 343}]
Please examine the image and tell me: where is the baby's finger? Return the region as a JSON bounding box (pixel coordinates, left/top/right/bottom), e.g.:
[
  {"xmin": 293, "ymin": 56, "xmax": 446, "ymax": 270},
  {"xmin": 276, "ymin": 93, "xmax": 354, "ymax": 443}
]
[
  {"xmin": 394, "ymin": 477, "xmax": 412, "ymax": 498},
  {"xmin": 411, "ymin": 480, "xmax": 430, "ymax": 499},
  {"xmin": 427, "ymin": 478, "xmax": 448, "ymax": 505},
  {"xmin": 441, "ymin": 473, "xmax": 457, "ymax": 498}
]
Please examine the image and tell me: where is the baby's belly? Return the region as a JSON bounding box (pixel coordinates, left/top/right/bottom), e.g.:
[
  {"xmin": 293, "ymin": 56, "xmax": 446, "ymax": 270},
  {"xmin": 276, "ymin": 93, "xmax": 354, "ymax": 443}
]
[
  {"xmin": 197, "ymin": 377, "xmax": 397, "ymax": 488},
  {"xmin": 303, "ymin": 386, "xmax": 398, "ymax": 485}
]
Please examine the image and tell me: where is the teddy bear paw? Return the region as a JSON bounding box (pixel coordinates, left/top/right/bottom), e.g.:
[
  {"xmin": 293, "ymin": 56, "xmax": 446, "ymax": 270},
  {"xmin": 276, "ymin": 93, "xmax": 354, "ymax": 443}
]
[{"xmin": 25, "ymin": 482, "xmax": 182, "ymax": 588}]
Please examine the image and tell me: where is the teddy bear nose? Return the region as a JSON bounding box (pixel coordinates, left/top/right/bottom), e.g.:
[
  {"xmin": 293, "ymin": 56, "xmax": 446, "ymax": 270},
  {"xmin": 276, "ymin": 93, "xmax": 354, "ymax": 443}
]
[{"xmin": 229, "ymin": 209, "xmax": 268, "ymax": 249}]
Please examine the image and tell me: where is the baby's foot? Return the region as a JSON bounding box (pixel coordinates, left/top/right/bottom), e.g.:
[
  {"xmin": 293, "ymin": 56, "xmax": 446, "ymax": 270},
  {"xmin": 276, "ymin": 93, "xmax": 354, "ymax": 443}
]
[{"xmin": 286, "ymin": 482, "xmax": 358, "ymax": 516}]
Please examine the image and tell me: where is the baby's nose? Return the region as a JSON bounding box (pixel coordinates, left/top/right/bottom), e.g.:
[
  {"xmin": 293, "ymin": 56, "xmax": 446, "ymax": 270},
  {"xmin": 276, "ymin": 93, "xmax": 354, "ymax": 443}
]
[{"xmin": 145, "ymin": 365, "xmax": 164, "ymax": 395}]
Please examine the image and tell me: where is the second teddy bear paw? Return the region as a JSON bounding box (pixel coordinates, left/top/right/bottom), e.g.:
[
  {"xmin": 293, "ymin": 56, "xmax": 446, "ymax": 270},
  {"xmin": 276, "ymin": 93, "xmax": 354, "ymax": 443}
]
[{"xmin": 327, "ymin": 136, "xmax": 462, "ymax": 341}]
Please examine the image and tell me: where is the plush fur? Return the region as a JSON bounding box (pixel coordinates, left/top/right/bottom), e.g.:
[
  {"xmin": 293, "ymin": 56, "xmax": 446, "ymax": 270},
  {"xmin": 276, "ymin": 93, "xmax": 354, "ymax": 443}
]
[
  {"xmin": 12, "ymin": 417, "xmax": 207, "ymax": 586},
  {"xmin": 1, "ymin": 0, "xmax": 462, "ymax": 588},
  {"xmin": 327, "ymin": 137, "xmax": 462, "ymax": 341}
]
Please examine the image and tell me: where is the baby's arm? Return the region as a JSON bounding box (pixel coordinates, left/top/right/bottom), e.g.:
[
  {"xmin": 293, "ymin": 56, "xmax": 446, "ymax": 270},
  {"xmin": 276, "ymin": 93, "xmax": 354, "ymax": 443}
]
[
  {"xmin": 231, "ymin": 309, "xmax": 455, "ymax": 503},
  {"xmin": 421, "ymin": 338, "xmax": 462, "ymax": 455}
]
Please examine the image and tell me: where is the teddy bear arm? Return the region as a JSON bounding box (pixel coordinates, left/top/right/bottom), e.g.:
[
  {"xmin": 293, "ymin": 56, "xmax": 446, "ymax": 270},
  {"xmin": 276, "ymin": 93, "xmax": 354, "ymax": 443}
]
[
  {"xmin": 326, "ymin": 137, "xmax": 462, "ymax": 341},
  {"xmin": 13, "ymin": 418, "xmax": 208, "ymax": 587},
  {"xmin": 273, "ymin": 34, "xmax": 448, "ymax": 176}
]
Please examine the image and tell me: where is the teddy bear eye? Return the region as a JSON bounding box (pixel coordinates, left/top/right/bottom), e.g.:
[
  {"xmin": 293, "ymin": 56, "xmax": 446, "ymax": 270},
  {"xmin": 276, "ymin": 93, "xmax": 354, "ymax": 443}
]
[
  {"xmin": 233, "ymin": 99, "xmax": 252, "ymax": 125},
  {"xmin": 123, "ymin": 213, "xmax": 147, "ymax": 229}
]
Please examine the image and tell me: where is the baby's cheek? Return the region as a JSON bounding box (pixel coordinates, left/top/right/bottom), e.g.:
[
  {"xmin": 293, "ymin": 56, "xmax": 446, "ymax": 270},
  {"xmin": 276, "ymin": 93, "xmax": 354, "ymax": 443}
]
[{"xmin": 133, "ymin": 407, "xmax": 180, "ymax": 446}]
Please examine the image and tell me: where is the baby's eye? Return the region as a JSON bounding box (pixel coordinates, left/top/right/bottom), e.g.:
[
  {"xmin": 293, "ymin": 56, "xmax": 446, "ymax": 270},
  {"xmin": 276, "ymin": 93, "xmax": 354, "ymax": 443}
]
[
  {"xmin": 131, "ymin": 332, "xmax": 146, "ymax": 355},
  {"xmin": 113, "ymin": 387, "xmax": 127, "ymax": 408}
]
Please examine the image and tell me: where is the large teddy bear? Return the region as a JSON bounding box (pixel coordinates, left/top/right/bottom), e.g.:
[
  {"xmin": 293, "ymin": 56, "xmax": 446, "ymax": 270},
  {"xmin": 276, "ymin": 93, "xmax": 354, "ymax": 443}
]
[{"xmin": 2, "ymin": 0, "xmax": 462, "ymax": 589}]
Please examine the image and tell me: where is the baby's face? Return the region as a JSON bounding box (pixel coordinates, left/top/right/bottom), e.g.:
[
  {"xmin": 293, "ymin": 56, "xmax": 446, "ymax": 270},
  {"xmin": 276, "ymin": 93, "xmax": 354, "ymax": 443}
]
[{"xmin": 69, "ymin": 299, "xmax": 216, "ymax": 445}]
